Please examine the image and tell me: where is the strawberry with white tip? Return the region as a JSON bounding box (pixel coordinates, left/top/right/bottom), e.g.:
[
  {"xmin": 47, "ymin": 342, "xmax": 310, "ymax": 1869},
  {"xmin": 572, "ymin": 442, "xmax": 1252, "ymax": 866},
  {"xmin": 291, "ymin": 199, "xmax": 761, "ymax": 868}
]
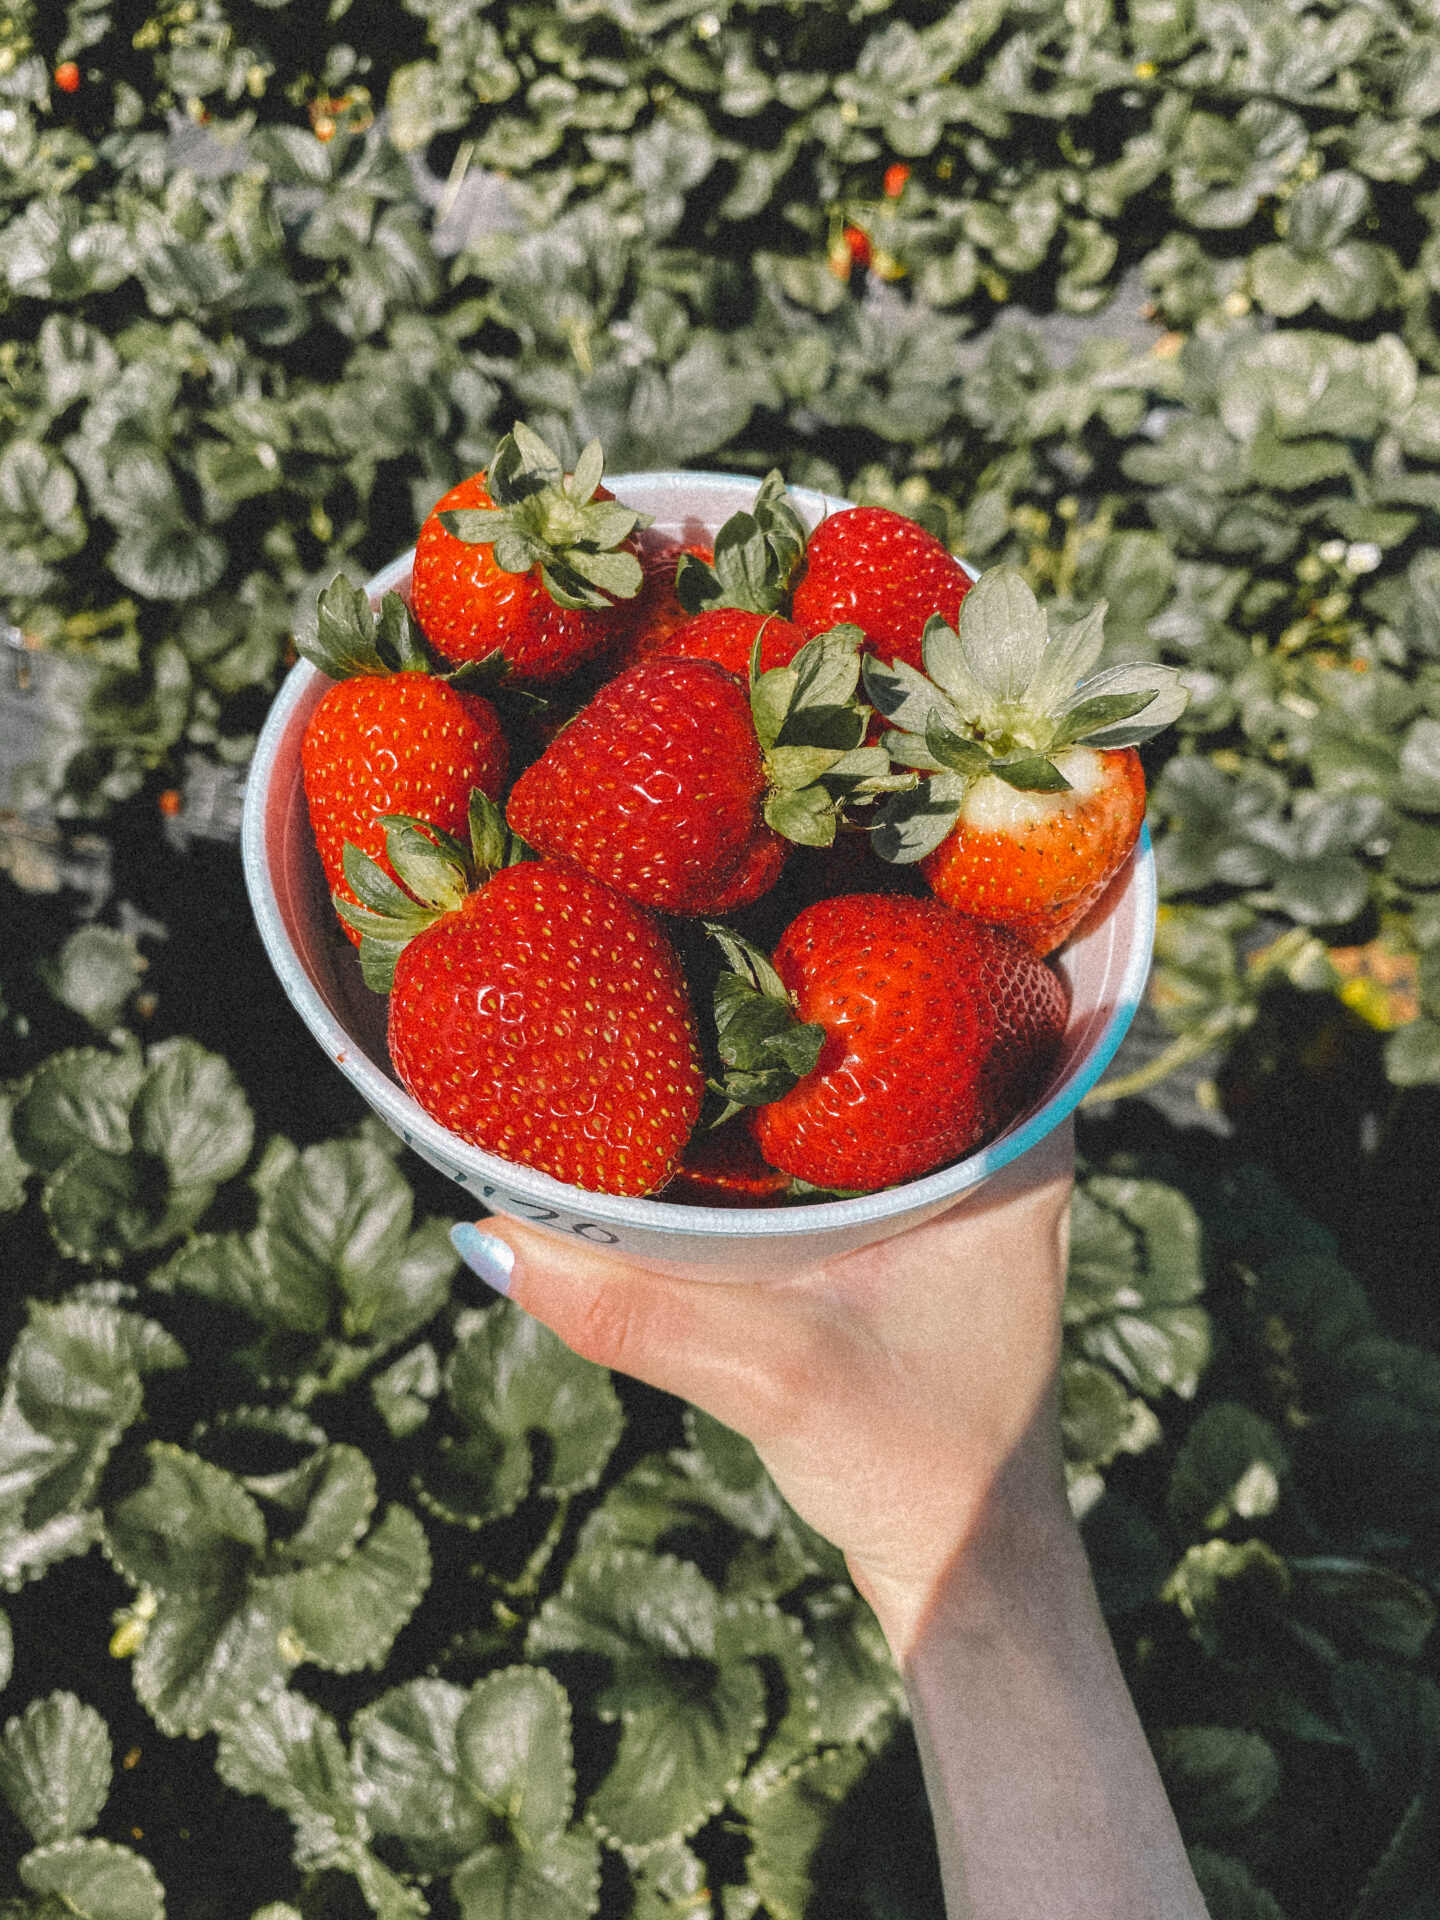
[{"xmin": 863, "ymin": 568, "xmax": 1187, "ymax": 955}]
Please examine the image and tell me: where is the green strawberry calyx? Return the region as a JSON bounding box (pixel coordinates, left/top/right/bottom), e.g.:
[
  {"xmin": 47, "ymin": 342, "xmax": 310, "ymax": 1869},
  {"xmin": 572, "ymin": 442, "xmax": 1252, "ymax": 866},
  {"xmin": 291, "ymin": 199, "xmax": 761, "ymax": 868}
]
[
  {"xmin": 436, "ymin": 422, "xmax": 652, "ymax": 612},
  {"xmin": 677, "ymin": 469, "xmax": 809, "ymax": 616},
  {"xmin": 336, "ymin": 792, "xmax": 530, "ymax": 993},
  {"xmin": 752, "ymin": 624, "xmax": 915, "ymax": 847},
  {"xmin": 704, "ymin": 925, "xmax": 826, "ymax": 1125},
  {"xmin": 861, "ymin": 566, "xmax": 1189, "ymax": 865},
  {"xmin": 296, "ymin": 574, "xmax": 436, "ymax": 681},
  {"xmin": 296, "ymin": 572, "xmax": 546, "ymax": 708}
]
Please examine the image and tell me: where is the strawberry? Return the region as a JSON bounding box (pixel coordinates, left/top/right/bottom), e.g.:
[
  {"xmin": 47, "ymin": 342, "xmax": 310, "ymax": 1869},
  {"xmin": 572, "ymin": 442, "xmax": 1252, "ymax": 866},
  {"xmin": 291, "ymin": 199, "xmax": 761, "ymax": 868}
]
[
  {"xmin": 339, "ymin": 798, "xmax": 704, "ymax": 1197},
  {"xmin": 507, "ymin": 628, "xmax": 909, "ymax": 916},
  {"xmin": 663, "ymin": 1127, "xmax": 792, "ymax": 1208},
  {"xmin": 661, "ymin": 608, "xmax": 810, "ymax": 679},
  {"xmin": 409, "ymin": 424, "xmax": 649, "ymax": 682},
  {"xmin": 603, "ymin": 536, "xmax": 715, "ymax": 674},
  {"xmin": 790, "ymin": 506, "xmax": 973, "ymax": 673},
  {"xmin": 706, "ymin": 904, "xmax": 1068, "ymax": 1193},
  {"xmin": 298, "ymin": 577, "xmax": 507, "ymax": 945},
  {"xmin": 863, "ymin": 567, "xmax": 1188, "ymax": 954}
]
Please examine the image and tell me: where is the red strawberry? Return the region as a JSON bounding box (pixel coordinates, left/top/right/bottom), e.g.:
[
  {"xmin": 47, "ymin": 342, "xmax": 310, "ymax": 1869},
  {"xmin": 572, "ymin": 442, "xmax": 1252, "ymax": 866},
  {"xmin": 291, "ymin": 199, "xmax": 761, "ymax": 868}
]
[
  {"xmin": 660, "ymin": 608, "xmax": 809, "ymax": 679},
  {"xmin": 604, "ymin": 537, "xmax": 715, "ymax": 674},
  {"xmin": 864, "ymin": 567, "xmax": 1187, "ymax": 955},
  {"xmin": 341, "ymin": 804, "xmax": 704, "ymax": 1197},
  {"xmin": 297, "ymin": 577, "xmax": 506, "ymax": 945},
  {"xmin": 664, "ymin": 1126, "xmax": 792, "ymax": 1208},
  {"xmin": 509, "ymin": 656, "xmax": 777, "ymax": 915},
  {"xmin": 713, "ymin": 897, "xmax": 1068, "ymax": 1193},
  {"xmin": 409, "ymin": 425, "xmax": 647, "ymax": 682},
  {"xmin": 790, "ymin": 507, "xmax": 973, "ymax": 672},
  {"xmin": 507, "ymin": 631, "xmax": 906, "ymax": 916},
  {"xmin": 921, "ymin": 748, "xmax": 1147, "ymax": 955}
]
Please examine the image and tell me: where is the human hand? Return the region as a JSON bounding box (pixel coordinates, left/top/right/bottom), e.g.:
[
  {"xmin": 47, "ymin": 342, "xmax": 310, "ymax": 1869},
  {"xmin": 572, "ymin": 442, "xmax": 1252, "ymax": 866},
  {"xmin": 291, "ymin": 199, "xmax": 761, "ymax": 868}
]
[{"xmin": 450, "ymin": 1119, "xmax": 1075, "ymax": 1657}]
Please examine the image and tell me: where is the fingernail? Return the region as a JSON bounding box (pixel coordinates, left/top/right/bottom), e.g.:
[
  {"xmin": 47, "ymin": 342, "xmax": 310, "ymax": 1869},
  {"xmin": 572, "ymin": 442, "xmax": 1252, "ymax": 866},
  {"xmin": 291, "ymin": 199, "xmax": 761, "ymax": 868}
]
[{"xmin": 450, "ymin": 1223, "xmax": 516, "ymax": 1297}]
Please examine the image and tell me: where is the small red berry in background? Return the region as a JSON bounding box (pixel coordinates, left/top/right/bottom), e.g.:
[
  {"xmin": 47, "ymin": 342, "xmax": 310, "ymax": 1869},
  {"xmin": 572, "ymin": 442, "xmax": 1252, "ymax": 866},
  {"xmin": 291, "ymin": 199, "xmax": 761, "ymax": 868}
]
[
  {"xmin": 883, "ymin": 162, "xmax": 911, "ymax": 198},
  {"xmin": 54, "ymin": 61, "xmax": 81, "ymax": 93},
  {"xmin": 842, "ymin": 224, "xmax": 873, "ymax": 269},
  {"xmin": 157, "ymin": 789, "xmax": 183, "ymax": 818}
]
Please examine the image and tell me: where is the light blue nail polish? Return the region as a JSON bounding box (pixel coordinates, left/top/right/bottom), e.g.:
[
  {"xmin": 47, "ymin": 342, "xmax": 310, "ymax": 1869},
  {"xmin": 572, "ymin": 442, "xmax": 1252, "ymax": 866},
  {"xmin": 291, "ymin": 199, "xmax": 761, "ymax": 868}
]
[{"xmin": 450, "ymin": 1223, "xmax": 515, "ymax": 1296}]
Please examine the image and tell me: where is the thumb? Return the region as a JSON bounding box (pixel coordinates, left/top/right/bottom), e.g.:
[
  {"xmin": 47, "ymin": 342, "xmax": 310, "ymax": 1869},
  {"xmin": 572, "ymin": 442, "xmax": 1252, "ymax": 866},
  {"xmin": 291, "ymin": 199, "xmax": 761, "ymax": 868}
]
[{"xmin": 449, "ymin": 1218, "xmax": 809, "ymax": 1442}]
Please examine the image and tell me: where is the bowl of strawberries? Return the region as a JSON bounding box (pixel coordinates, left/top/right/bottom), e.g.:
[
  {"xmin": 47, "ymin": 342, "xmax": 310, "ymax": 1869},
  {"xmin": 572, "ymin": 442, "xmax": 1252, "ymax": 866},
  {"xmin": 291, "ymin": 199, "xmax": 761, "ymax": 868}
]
[{"xmin": 243, "ymin": 435, "xmax": 1181, "ymax": 1271}]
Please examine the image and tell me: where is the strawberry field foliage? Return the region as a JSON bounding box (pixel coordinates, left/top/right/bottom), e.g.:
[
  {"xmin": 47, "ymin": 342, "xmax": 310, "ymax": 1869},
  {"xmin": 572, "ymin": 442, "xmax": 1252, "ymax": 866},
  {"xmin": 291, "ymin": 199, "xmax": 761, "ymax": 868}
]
[
  {"xmin": 0, "ymin": 994, "xmax": 1436, "ymax": 1920},
  {"xmin": 0, "ymin": 0, "xmax": 1436, "ymax": 1916}
]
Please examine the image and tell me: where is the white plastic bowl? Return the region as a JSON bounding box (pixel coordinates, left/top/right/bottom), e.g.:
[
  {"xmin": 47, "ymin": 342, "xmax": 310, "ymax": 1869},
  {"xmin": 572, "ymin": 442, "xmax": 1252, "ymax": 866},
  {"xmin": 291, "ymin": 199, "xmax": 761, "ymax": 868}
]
[{"xmin": 242, "ymin": 472, "xmax": 1155, "ymax": 1271}]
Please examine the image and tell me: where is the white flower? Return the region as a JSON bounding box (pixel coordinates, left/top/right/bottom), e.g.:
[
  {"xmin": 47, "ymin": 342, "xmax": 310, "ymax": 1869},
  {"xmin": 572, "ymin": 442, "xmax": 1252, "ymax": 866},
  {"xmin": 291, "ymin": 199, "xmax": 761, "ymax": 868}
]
[
  {"xmin": 1317, "ymin": 538, "xmax": 1347, "ymax": 565},
  {"xmin": 1344, "ymin": 542, "xmax": 1383, "ymax": 575}
]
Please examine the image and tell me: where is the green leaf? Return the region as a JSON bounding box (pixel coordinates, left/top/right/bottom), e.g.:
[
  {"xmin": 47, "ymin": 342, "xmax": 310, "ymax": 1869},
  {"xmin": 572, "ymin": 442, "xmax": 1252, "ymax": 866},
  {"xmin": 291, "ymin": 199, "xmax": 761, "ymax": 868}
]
[
  {"xmin": 104, "ymin": 1445, "xmax": 310, "ymax": 1728},
  {"xmin": 624, "ymin": 1839, "xmax": 711, "ymax": 1920},
  {"xmin": 133, "ymin": 1039, "xmax": 254, "ymax": 1190},
  {"xmin": 863, "ymin": 655, "xmax": 957, "ymax": 739},
  {"xmin": 1385, "ymin": 1018, "xmax": 1440, "ymax": 1088},
  {"xmin": 1076, "ymin": 1306, "xmax": 1212, "ymax": 1401},
  {"xmin": 527, "ymin": 1549, "xmax": 766, "ymax": 1850},
  {"xmin": 744, "ymin": 1747, "xmax": 870, "ymax": 1920},
  {"xmin": 210, "ymin": 1138, "xmax": 458, "ymax": 1362},
  {"xmin": 678, "ymin": 1409, "xmax": 787, "ymax": 1540},
  {"xmin": 710, "ymin": 950, "xmax": 822, "ymax": 1108},
  {"xmin": 0, "ymin": 1300, "xmax": 183, "ymax": 1535},
  {"xmin": 957, "ymin": 566, "xmax": 1048, "ymax": 703},
  {"xmin": 38, "ymin": 928, "xmax": 144, "ymax": 1032},
  {"xmin": 13, "ymin": 1046, "xmax": 144, "ymax": 1175},
  {"xmin": 869, "ymin": 773, "xmax": 967, "ymax": 864},
  {"xmin": 281, "ymin": 1504, "xmax": 431, "ymax": 1673},
  {"xmin": 801, "ymin": 1585, "xmax": 905, "ymax": 1750},
  {"xmin": 301, "ymin": 575, "xmax": 387, "ymax": 679},
  {"xmin": 371, "ymin": 1344, "xmax": 442, "ymax": 1440},
  {"xmin": 0, "ymin": 1693, "xmax": 111, "ymax": 1845},
  {"xmin": 750, "ymin": 666, "xmax": 798, "ymax": 753},
  {"xmin": 451, "ymin": 1829, "xmax": 601, "ymax": 1920},
  {"xmin": 921, "ymin": 615, "xmax": 992, "ymax": 714},
  {"xmin": 215, "ymin": 1687, "xmax": 359, "ymax": 1834},
  {"xmin": 445, "ymin": 1303, "xmax": 624, "ymax": 1502},
  {"xmin": 720, "ymin": 1600, "xmax": 820, "ymax": 1807},
  {"xmin": 1061, "ymin": 1359, "xmax": 1160, "ymax": 1471},
  {"xmin": 1167, "ymin": 1403, "xmax": 1289, "ymax": 1539},
  {"xmin": 351, "ymin": 1677, "xmax": 492, "ymax": 1872},
  {"xmin": 585, "ymin": 1658, "xmax": 766, "ymax": 1854},
  {"xmin": 993, "ymin": 752, "xmax": 1073, "ymax": 793},
  {"xmin": 1291, "ymin": 1558, "xmax": 1435, "ymax": 1660},
  {"xmin": 455, "ymin": 1666, "xmax": 575, "ymax": 1846},
  {"xmin": 18, "ymin": 1839, "xmax": 164, "ymax": 1920},
  {"xmin": 247, "ymin": 1445, "xmax": 376, "ymax": 1568},
  {"xmin": 110, "ymin": 517, "xmax": 226, "ymax": 603},
  {"xmin": 682, "ymin": 472, "xmax": 808, "ymax": 615},
  {"xmin": 763, "ymin": 785, "xmax": 837, "ymax": 847},
  {"xmin": 1163, "ymin": 1539, "xmax": 1291, "ymax": 1653},
  {"xmin": 1155, "ymin": 1726, "xmax": 1281, "ymax": 1838},
  {"xmin": 923, "ymin": 723, "xmax": 990, "ymax": 779},
  {"xmin": 106, "ymin": 1443, "xmax": 266, "ymax": 1594}
]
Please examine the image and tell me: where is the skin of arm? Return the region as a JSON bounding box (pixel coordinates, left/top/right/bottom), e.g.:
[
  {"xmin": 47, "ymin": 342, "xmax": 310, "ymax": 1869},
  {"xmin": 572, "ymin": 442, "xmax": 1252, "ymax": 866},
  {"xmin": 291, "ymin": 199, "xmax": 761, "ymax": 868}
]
[{"xmin": 454, "ymin": 1120, "xmax": 1209, "ymax": 1920}]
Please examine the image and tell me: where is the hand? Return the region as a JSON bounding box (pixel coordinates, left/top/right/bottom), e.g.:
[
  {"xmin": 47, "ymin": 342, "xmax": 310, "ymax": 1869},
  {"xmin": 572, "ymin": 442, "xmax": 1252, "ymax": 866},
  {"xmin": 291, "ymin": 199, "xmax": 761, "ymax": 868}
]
[{"xmin": 450, "ymin": 1120, "xmax": 1075, "ymax": 1657}]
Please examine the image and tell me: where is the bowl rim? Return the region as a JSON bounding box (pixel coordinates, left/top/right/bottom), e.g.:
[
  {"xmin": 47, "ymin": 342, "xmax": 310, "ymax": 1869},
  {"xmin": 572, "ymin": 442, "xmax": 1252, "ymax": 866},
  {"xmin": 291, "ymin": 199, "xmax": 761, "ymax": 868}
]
[{"xmin": 242, "ymin": 470, "xmax": 1156, "ymax": 1247}]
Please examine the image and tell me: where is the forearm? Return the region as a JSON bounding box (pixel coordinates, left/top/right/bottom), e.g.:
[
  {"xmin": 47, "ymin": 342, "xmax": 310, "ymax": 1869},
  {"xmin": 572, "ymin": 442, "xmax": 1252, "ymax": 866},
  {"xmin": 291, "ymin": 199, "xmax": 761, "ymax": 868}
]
[{"xmin": 889, "ymin": 1440, "xmax": 1208, "ymax": 1920}]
